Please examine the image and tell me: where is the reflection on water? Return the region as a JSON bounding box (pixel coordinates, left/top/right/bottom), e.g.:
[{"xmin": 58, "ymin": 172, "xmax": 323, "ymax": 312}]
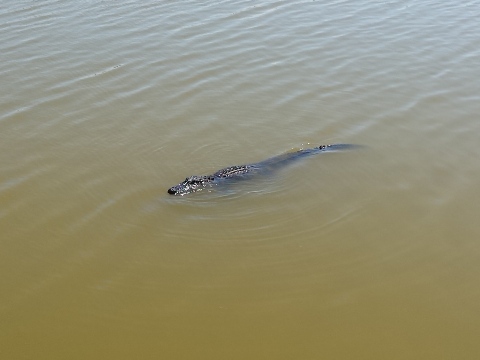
[{"xmin": 1, "ymin": 0, "xmax": 480, "ymax": 359}]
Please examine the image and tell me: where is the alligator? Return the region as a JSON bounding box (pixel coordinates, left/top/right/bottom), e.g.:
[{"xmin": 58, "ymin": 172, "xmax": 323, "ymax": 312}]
[{"xmin": 167, "ymin": 143, "xmax": 359, "ymax": 196}]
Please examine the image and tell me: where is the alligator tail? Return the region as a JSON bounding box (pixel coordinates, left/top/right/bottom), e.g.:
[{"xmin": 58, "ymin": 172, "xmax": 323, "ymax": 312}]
[{"xmin": 319, "ymin": 143, "xmax": 363, "ymax": 151}]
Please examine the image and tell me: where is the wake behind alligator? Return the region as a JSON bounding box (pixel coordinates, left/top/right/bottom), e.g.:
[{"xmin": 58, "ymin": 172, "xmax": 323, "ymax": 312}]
[{"xmin": 167, "ymin": 144, "xmax": 360, "ymax": 196}]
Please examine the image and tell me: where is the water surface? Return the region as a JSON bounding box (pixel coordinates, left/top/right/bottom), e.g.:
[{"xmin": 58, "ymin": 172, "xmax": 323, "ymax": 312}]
[{"xmin": 1, "ymin": 1, "xmax": 480, "ymax": 359}]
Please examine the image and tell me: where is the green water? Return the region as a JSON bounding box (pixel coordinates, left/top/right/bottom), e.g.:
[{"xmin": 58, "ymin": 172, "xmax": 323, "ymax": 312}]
[{"xmin": 1, "ymin": 1, "xmax": 480, "ymax": 358}]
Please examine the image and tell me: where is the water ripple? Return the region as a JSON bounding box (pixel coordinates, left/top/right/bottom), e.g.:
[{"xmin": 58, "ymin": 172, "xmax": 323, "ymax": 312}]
[{"xmin": 2, "ymin": 1, "xmax": 480, "ymax": 356}]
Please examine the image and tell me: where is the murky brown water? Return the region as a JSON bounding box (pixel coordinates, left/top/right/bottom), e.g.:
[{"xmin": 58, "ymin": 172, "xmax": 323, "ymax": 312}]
[{"xmin": 2, "ymin": 1, "xmax": 480, "ymax": 359}]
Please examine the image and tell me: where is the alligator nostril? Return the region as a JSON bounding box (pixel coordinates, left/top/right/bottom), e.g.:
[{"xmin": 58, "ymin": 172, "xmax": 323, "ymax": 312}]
[{"xmin": 167, "ymin": 188, "xmax": 176, "ymax": 194}]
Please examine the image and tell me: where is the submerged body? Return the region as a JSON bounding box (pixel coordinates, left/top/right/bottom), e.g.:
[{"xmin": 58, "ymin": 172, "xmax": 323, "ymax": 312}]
[{"xmin": 167, "ymin": 144, "xmax": 359, "ymax": 196}]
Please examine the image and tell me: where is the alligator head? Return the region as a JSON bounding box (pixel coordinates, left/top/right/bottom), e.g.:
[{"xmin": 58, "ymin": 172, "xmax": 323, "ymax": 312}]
[{"xmin": 167, "ymin": 175, "xmax": 214, "ymax": 195}]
